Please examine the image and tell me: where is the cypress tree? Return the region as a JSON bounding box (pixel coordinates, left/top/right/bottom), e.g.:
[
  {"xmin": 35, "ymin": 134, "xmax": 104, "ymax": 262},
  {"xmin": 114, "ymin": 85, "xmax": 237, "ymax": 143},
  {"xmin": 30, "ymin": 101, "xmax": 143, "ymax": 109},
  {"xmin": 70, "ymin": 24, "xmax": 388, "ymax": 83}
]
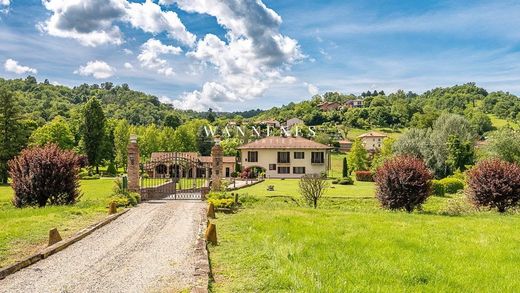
[
  {"xmin": 342, "ymin": 157, "xmax": 349, "ymax": 177},
  {"xmin": 82, "ymin": 97, "xmax": 106, "ymax": 174}
]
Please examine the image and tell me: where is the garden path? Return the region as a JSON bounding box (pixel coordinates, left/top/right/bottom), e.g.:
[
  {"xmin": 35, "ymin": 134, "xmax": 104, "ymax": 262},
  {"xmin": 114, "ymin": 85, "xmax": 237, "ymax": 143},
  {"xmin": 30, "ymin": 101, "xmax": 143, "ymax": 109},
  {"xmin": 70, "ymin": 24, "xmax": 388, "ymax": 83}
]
[{"xmin": 0, "ymin": 200, "xmax": 207, "ymax": 293}]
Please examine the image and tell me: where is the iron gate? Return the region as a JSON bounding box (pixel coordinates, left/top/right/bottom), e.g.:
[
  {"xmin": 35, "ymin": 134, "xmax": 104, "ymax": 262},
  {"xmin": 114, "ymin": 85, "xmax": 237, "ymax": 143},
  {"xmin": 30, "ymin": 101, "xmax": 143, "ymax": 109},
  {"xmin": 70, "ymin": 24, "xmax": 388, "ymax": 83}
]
[{"xmin": 140, "ymin": 152, "xmax": 210, "ymax": 200}]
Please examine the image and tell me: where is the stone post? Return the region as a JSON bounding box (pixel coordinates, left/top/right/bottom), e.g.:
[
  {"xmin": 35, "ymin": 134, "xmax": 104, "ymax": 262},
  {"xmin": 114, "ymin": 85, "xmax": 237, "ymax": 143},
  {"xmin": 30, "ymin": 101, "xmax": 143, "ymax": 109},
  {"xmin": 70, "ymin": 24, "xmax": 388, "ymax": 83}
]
[
  {"xmin": 211, "ymin": 136, "xmax": 223, "ymax": 192},
  {"xmin": 128, "ymin": 134, "xmax": 140, "ymax": 192}
]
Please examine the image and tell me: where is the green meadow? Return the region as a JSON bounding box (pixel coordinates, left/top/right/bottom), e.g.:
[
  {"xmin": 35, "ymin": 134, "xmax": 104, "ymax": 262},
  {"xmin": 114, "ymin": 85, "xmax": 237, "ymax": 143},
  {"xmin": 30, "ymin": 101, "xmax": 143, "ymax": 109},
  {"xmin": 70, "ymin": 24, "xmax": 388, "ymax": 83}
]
[
  {"xmin": 0, "ymin": 179, "xmax": 114, "ymax": 267},
  {"xmin": 208, "ymin": 154, "xmax": 520, "ymax": 292}
]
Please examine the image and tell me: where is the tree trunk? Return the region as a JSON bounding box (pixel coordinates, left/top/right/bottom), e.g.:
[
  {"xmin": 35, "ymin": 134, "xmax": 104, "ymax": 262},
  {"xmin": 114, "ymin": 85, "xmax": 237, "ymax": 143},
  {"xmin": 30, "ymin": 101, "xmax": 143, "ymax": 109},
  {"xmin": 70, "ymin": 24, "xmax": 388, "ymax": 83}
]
[
  {"xmin": 96, "ymin": 165, "xmax": 99, "ymax": 174},
  {"xmin": 313, "ymin": 198, "xmax": 318, "ymax": 208}
]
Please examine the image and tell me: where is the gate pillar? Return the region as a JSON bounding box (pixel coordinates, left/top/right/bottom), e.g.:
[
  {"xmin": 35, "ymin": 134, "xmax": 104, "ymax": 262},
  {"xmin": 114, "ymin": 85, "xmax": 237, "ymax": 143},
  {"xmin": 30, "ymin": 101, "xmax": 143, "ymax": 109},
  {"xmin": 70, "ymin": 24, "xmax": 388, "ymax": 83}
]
[
  {"xmin": 128, "ymin": 134, "xmax": 140, "ymax": 192},
  {"xmin": 211, "ymin": 136, "xmax": 223, "ymax": 192}
]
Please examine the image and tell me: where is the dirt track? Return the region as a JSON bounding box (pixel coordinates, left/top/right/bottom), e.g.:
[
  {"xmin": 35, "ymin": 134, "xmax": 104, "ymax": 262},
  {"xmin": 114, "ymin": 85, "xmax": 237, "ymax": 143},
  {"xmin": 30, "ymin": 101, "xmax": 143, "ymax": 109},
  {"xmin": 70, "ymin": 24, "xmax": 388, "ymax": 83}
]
[{"xmin": 0, "ymin": 200, "xmax": 207, "ymax": 293}]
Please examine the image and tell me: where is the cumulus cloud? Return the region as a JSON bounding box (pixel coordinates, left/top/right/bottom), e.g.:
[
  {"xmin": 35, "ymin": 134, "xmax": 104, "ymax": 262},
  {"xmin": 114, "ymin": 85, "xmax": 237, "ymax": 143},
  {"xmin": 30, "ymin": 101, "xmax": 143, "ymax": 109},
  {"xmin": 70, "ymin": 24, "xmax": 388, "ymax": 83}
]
[
  {"xmin": 4, "ymin": 59, "xmax": 37, "ymax": 74},
  {"xmin": 74, "ymin": 60, "xmax": 115, "ymax": 79},
  {"xmin": 39, "ymin": 0, "xmax": 195, "ymax": 47},
  {"xmin": 305, "ymin": 83, "xmax": 319, "ymax": 96},
  {"xmin": 124, "ymin": 62, "xmax": 134, "ymax": 69},
  {"xmin": 137, "ymin": 38, "xmax": 181, "ymax": 76},
  {"xmin": 166, "ymin": 0, "xmax": 303, "ymax": 110}
]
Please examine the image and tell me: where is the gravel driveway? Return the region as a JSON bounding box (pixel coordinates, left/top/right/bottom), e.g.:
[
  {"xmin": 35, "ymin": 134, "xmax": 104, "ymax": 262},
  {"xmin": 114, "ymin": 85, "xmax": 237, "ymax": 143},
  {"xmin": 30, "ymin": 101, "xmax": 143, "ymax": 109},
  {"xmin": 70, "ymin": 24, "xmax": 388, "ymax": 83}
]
[{"xmin": 0, "ymin": 200, "xmax": 207, "ymax": 293}]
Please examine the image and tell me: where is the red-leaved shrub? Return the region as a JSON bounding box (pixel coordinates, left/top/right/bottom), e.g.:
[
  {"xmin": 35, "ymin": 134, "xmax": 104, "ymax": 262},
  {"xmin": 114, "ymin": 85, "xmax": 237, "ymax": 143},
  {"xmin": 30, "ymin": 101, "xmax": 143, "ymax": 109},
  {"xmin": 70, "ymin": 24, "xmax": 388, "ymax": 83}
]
[
  {"xmin": 9, "ymin": 144, "xmax": 82, "ymax": 207},
  {"xmin": 374, "ymin": 156, "xmax": 432, "ymax": 212},
  {"xmin": 355, "ymin": 171, "xmax": 374, "ymax": 182},
  {"xmin": 466, "ymin": 159, "xmax": 520, "ymax": 213}
]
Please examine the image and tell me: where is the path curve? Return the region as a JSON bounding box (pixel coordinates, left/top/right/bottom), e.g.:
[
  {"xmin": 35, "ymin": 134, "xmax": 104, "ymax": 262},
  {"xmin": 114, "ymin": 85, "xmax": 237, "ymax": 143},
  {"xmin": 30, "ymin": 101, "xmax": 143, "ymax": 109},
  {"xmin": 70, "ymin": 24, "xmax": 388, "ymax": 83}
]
[{"xmin": 0, "ymin": 200, "xmax": 207, "ymax": 293}]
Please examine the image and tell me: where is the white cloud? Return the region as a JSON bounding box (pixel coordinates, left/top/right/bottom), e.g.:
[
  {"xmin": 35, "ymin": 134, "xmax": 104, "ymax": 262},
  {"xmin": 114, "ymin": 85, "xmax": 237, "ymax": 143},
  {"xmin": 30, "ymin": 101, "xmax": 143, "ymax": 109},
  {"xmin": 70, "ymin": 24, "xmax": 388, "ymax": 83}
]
[
  {"xmin": 4, "ymin": 59, "xmax": 38, "ymax": 74},
  {"xmin": 166, "ymin": 0, "xmax": 303, "ymax": 110},
  {"xmin": 0, "ymin": 0, "xmax": 10, "ymax": 5},
  {"xmin": 123, "ymin": 48, "xmax": 133, "ymax": 55},
  {"xmin": 305, "ymin": 83, "xmax": 319, "ymax": 95},
  {"xmin": 124, "ymin": 62, "xmax": 134, "ymax": 69},
  {"xmin": 74, "ymin": 60, "xmax": 115, "ymax": 79},
  {"xmin": 137, "ymin": 38, "xmax": 181, "ymax": 76},
  {"xmin": 39, "ymin": 0, "xmax": 195, "ymax": 47}
]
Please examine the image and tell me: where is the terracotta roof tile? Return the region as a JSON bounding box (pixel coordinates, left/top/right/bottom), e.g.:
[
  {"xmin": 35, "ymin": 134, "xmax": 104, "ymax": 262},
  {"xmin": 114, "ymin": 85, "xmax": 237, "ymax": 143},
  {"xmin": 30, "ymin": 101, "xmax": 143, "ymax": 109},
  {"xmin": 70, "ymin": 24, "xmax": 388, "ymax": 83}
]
[
  {"xmin": 358, "ymin": 131, "xmax": 388, "ymax": 138},
  {"xmin": 237, "ymin": 136, "xmax": 332, "ymax": 150}
]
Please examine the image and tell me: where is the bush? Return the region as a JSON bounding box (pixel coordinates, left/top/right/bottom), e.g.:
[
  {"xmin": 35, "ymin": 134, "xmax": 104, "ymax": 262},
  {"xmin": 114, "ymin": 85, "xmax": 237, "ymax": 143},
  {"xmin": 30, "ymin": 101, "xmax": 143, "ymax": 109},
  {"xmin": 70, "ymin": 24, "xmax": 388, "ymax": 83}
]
[
  {"xmin": 331, "ymin": 179, "xmax": 340, "ymax": 184},
  {"xmin": 106, "ymin": 162, "xmax": 117, "ymax": 176},
  {"xmin": 466, "ymin": 159, "xmax": 520, "ymax": 213},
  {"xmin": 207, "ymin": 192, "xmax": 236, "ymax": 208},
  {"xmin": 439, "ymin": 178, "xmax": 464, "ymax": 194},
  {"xmin": 431, "ymin": 180, "xmax": 446, "ymax": 197},
  {"xmin": 355, "ymin": 171, "xmax": 374, "ymax": 182},
  {"xmin": 9, "ymin": 144, "xmax": 82, "ymax": 208},
  {"xmin": 374, "ymin": 156, "xmax": 432, "ymax": 212},
  {"xmin": 111, "ymin": 178, "xmax": 140, "ymax": 207},
  {"xmin": 338, "ymin": 177, "xmax": 354, "ymax": 185}
]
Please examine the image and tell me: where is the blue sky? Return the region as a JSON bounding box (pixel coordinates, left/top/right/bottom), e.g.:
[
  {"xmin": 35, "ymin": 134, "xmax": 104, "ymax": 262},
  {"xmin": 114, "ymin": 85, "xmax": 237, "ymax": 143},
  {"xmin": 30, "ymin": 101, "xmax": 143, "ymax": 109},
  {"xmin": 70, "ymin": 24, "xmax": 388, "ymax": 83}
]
[{"xmin": 1, "ymin": 0, "xmax": 520, "ymax": 111}]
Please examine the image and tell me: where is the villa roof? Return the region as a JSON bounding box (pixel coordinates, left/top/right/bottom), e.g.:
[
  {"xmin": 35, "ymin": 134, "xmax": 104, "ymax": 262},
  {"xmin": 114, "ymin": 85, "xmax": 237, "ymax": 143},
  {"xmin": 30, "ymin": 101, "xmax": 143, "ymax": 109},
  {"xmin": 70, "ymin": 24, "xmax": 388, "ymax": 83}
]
[
  {"xmin": 237, "ymin": 136, "xmax": 332, "ymax": 150},
  {"xmin": 358, "ymin": 131, "xmax": 388, "ymax": 138},
  {"xmin": 338, "ymin": 139, "xmax": 352, "ymax": 144}
]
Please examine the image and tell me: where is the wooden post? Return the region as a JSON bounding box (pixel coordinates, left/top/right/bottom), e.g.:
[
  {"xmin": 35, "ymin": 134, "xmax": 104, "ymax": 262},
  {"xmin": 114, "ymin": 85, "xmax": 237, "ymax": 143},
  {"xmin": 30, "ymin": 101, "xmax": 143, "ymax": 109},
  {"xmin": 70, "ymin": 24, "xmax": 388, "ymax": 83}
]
[
  {"xmin": 48, "ymin": 228, "xmax": 62, "ymax": 246},
  {"xmin": 207, "ymin": 202, "xmax": 216, "ymax": 219},
  {"xmin": 109, "ymin": 202, "xmax": 117, "ymax": 214},
  {"xmin": 234, "ymin": 193, "xmax": 239, "ymax": 205},
  {"xmin": 205, "ymin": 223, "xmax": 217, "ymax": 245}
]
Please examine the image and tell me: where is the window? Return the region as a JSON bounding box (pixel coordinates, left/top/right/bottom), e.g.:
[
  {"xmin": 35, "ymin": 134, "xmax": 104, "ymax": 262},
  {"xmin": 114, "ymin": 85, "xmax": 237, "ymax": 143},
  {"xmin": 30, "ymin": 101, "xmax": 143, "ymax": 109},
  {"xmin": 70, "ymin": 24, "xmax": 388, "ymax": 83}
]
[
  {"xmin": 247, "ymin": 151, "xmax": 258, "ymax": 162},
  {"xmin": 278, "ymin": 167, "xmax": 290, "ymax": 174},
  {"xmin": 293, "ymin": 167, "xmax": 306, "ymax": 174},
  {"xmin": 269, "ymin": 164, "xmax": 277, "ymax": 170},
  {"xmin": 311, "ymin": 152, "xmax": 325, "ymax": 164},
  {"xmin": 294, "ymin": 152, "xmax": 305, "ymax": 159},
  {"xmin": 277, "ymin": 152, "xmax": 290, "ymax": 163},
  {"xmin": 225, "ymin": 167, "xmax": 230, "ymax": 177}
]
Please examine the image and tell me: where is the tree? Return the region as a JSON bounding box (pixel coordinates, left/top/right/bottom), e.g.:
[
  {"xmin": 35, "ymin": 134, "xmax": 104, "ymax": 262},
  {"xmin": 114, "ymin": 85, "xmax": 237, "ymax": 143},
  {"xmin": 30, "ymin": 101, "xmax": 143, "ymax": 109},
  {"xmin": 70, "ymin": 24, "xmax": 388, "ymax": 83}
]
[
  {"xmin": 29, "ymin": 116, "xmax": 75, "ymax": 149},
  {"xmin": 487, "ymin": 127, "xmax": 520, "ymax": 165},
  {"xmin": 299, "ymin": 174, "xmax": 328, "ymax": 208},
  {"xmin": 446, "ymin": 135, "xmax": 474, "ymax": 173},
  {"xmin": 164, "ymin": 113, "xmax": 182, "ymax": 129},
  {"xmin": 348, "ymin": 139, "xmax": 368, "ymax": 173},
  {"xmin": 220, "ymin": 138, "xmax": 241, "ymax": 156},
  {"xmin": 374, "ymin": 156, "xmax": 432, "ymax": 212},
  {"xmin": 114, "ymin": 119, "xmax": 130, "ymax": 170},
  {"xmin": 0, "ymin": 88, "xmax": 27, "ymax": 184},
  {"xmin": 342, "ymin": 157, "xmax": 348, "ymax": 178},
  {"xmin": 466, "ymin": 159, "xmax": 520, "ymax": 213},
  {"xmin": 82, "ymin": 97, "xmax": 106, "ymax": 173}
]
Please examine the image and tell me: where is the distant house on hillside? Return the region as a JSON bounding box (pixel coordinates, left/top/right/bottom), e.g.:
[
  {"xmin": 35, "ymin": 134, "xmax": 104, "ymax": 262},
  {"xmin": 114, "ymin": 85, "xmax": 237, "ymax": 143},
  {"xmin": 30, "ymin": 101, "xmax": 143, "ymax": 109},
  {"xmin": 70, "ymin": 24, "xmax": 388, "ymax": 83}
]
[
  {"xmin": 346, "ymin": 99, "xmax": 364, "ymax": 108},
  {"xmin": 318, "ymin": 101, "xmax": 343, "ymax": 111},
  {"xmin": 285, "ymin": 117, "xmax": 304, "ymax": 129},
  {"xmin": 260, "ymin": 119, "xmax": 280, "ymax": 128},
  {"xmin": 358, "ymin": 131, "xmax": 388, "ymax": 151},
  {"xmin": 338, "ymin": 139, "xmax": 353, "ymax": 152},
  {"xmin": 238, "ymin": 136, "xmax": 332, "ymax": 178}
]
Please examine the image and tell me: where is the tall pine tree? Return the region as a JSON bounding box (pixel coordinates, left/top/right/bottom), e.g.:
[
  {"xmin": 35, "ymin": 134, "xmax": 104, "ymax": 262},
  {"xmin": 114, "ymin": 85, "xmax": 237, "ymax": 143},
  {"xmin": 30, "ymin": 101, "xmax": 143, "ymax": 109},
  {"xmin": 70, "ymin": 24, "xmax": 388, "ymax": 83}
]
[
  {"xmin": 342, "ymin": 157, "xmax": 349, "ymax": 177},
  {"xmin": 82, "ymin": 97, "xmax": 106, "ymax": 174},
  {"xmin": 0, "ymin": 88, "xmax": 26, "ymax": 183}
]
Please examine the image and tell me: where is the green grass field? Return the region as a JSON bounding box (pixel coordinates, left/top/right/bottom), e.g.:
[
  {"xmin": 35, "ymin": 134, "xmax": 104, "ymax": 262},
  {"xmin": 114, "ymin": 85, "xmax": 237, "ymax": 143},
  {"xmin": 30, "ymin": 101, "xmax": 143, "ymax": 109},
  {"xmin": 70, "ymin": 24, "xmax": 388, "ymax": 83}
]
[
  {"xmin": 209, "ymin": 175, "xmax": 520, "ymax": 292},
  {"xmin": 0, "ymin": 179, "xmax": 114, "ymax": 267}
]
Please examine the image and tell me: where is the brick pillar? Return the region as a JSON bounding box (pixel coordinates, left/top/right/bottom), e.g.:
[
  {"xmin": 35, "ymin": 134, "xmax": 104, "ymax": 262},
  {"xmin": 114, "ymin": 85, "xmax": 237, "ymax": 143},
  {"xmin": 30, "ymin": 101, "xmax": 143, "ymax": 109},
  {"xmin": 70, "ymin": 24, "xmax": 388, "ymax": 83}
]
[
  {"xmin": 211, "ymin": 136, "xmax": 223, "ymax": 192},
  {"xmin": 128, "ymin": 134, "xmax": 140, "ymax": 192}
]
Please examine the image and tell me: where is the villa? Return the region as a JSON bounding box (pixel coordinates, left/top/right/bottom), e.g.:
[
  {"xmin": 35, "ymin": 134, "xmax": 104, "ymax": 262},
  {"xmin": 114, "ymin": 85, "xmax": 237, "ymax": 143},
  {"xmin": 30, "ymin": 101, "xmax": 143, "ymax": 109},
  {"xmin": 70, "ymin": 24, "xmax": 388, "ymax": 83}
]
[
  {"xmin": 238, "ymin": 136, "xmax": 332, "ymax": 179},
  {"xmin": 358, "ymin": 131, "xmax": 388, "ymax": 151}
]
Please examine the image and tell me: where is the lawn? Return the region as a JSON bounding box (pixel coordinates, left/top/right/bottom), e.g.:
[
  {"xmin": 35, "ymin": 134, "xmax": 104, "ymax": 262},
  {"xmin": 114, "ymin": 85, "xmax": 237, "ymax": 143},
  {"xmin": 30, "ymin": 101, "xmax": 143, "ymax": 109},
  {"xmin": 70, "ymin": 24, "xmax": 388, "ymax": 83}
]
[
  {"xmin": 209, "ymin": 180, "xmax": 520, "ymax": 291},
  {"xmin": 0, "ymin": 179, "xmax": 115, "ymax": 267}
]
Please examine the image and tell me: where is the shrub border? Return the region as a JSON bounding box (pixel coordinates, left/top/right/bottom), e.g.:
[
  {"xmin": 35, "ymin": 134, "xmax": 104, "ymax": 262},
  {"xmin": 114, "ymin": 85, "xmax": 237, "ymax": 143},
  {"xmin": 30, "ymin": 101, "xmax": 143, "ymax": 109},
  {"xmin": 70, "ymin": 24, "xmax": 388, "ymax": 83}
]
[{"xmin": 0, "ymin": 208, "xmax": 130, "ymax": 280}]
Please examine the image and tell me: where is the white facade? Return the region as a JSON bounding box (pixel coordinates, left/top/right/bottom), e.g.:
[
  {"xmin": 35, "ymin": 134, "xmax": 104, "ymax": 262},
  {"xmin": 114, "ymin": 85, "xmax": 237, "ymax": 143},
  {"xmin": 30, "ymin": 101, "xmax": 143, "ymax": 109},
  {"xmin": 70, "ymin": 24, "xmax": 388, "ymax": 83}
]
[
  {"xmin": 360, "ymin": 136, "xmax": 386, "ymax": 151},
  {"xmin": 240, "ymin": 148, "xmax": 330, "ymax": 178}
]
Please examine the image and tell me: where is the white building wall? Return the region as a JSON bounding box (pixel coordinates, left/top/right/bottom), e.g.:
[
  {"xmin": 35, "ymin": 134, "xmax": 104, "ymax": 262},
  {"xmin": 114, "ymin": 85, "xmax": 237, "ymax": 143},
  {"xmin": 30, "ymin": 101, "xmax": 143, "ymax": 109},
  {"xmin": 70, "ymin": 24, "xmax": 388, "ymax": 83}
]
[
  {"xmin": 361, "ymin": 137, "xmax": 384, "ymax": 151},
  {"xmin": 240, "ymin": 149, "xmax": 330, "ymax": 178}
]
